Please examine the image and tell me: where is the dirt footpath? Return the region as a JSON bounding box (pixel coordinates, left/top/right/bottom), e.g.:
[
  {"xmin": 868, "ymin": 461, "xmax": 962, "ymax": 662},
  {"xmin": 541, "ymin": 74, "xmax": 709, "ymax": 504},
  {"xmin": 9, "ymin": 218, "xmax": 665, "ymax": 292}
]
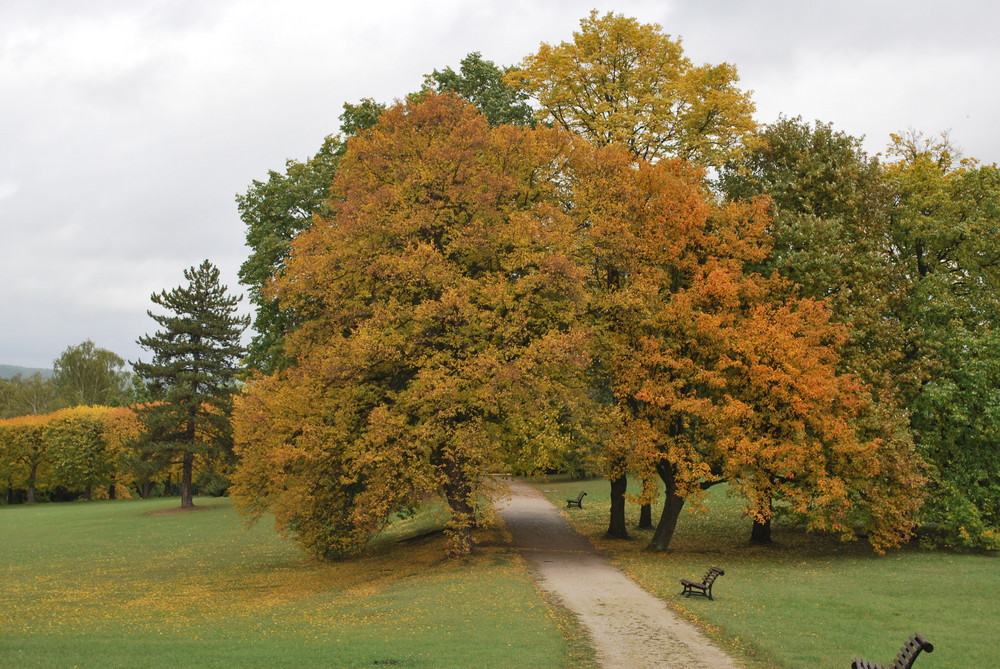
[{"xmin": 497, "ymin": 479, "xmax": 741, "ymax": 669}]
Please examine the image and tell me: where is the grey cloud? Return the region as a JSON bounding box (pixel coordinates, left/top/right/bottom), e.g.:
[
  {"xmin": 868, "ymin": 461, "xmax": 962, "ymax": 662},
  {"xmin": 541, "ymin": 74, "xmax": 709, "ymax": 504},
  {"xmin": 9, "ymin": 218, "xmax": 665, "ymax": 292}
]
[{"xmin": 1, "ymin": 0, "xmax": 997, "ymax": 368}]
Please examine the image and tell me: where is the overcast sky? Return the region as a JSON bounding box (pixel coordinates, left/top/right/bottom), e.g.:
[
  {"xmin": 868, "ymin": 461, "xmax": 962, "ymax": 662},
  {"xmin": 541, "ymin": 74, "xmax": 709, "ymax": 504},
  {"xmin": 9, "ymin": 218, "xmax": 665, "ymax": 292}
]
[{"xmin": 2, "ymin": 0, "xmax": 997, "ymax": 369}]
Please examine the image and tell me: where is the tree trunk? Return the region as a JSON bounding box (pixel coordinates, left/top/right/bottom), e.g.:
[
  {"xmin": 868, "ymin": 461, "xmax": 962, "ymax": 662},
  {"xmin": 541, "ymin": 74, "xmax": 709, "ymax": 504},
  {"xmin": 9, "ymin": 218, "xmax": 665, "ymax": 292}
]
[
  {"xmin": 26, "ymin": 462, "xmax": 38, "ymax": 504},
  {"xmin": 637, "ymin": 502, "xmax": 653, "ymax": 529},
  {"xmin": 750, "ymin": 516, "xmax": 772, "ymax": 544},
  {"xmin": 108, "ymin": 476, "xmax": 117, "ymax": 500},
  {"xmin": 636, "ymin": 477, "xmax": 655, "ymax": 529},
  {"xmin": 647, "ymin": 461, "xmax": 685, "ymax": 551},
  {"xmin": 605, "ymin": 474, "xmax": 630, "ymax": 539},
  {"xmin": 180, "ymin": 406, "xmax": 198, "ymax": 508},
  {"xmin": 180, "ymin": 451, "xmax": 194, "ymax": 508},
  {"xmin": 442, "ymin": 454, "xmax": 475, "ymax": 555}
]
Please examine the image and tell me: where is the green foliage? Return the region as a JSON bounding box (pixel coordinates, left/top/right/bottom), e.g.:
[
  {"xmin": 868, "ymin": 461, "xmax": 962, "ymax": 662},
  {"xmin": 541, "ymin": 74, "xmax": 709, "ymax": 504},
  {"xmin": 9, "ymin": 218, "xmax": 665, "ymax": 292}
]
[
  {"xmin": 237, "ymin": 134, "xmax": 344, "ymax": 373},
  {"xmin": 338, "ymin": 97, "xmax": 387, "ymax": 137},
  {"xmin": 884, "ymin": 135, "xmax": 1000, "ymax": 548},
  {"xmin": 133, "ymin": 260, "xmax": 248, "ymax": 507},
  {"xmin": 719, "ymin": 116, "xmax": 904, "ymax": 389},
  {"xmin": 0, "ymin": 373, "xmax": 59, "ymax": 418},
  {"xmin": 52, "ymin": 339, "xmax": 132, "ymax": 407},
  {"xmin": 424, "ymin": 52, "xmax": 535, "ymax": 127}
]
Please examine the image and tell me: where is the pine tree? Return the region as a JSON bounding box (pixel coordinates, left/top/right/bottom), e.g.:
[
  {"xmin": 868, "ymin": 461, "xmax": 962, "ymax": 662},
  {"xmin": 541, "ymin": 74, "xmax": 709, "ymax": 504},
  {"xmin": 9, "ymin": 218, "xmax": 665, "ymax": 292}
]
[{"xmin": 133, "ymin": 260, "xmax": 248, "ymax": 508}]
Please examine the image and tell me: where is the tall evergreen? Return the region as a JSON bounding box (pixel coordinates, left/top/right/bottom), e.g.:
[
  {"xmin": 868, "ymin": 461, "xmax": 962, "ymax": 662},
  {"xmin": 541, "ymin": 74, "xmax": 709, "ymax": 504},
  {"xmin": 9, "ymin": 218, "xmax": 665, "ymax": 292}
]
[{"xmin": 133, "ymin": 260, "xmax": 248, "ymax": 508}]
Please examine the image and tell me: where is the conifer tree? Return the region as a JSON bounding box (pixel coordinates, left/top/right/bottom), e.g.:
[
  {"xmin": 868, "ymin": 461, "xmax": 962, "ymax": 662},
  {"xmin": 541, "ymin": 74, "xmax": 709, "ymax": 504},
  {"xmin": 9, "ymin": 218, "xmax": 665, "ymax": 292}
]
[{"xmin": 133, "ymin": 260, "xmax": 248, "ymax": 508}]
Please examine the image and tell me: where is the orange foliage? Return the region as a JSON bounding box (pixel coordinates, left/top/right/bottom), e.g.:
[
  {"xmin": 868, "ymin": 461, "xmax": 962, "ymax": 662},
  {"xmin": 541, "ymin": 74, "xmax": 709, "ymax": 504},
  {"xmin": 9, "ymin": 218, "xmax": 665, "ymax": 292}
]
[
  {"xmin": 563, "ymin": 138, "xmax": 923, "ymax": 551},
  {"xmin": 232, "ymin": 93, "xmax": 597, "ymax": 557}
]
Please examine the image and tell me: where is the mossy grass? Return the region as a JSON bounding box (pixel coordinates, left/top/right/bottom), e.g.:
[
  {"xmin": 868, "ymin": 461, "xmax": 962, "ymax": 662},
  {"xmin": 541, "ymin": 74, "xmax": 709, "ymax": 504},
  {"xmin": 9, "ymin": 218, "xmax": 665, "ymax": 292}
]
[
  {"xmin": 0, "ymin": 497, "xmax": 580, "ymax": 668},
  {"xmin": 531, "ymin": 475, "xmax": 998, "ymax": 668}
]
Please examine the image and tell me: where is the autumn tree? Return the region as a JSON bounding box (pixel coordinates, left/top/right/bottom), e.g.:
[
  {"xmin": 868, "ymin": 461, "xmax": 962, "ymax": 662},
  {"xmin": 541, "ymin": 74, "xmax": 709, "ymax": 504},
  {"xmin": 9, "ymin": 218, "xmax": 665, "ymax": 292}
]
[
  {"xmin": 509, "ymin": 10, "xmax": 756, "ymax": 166},
  {"xmin": 232, "ymin": 93, "xmax": 596, "ymax": 557},
  {"xmin": 44, "ymin": 406, "xmax": 114, "ymax": 500},
  {"xmin": 52, "ymin": 340, "xmax": 131, "ymax": 407},
  {"xmin": 133, "ymin": 260, "xmax": 248, "ymax": 508},
  {"xmin": 509, "ymin": 11, "xmax": 759, "ymax": 535},
  {"xmin": 95, "ymin": 405, "xmax": 143, "ymax": 499},
  {"xmin": 239, "ymin": 55, "xmax": 531, "ymax": 375},
  {"xmin": 567, "ymin": 139, "xmax": 924, "ymax": 552},
  {"xmin": 0, "ymin": 415, "xmax": 48, "ymax": 503}
]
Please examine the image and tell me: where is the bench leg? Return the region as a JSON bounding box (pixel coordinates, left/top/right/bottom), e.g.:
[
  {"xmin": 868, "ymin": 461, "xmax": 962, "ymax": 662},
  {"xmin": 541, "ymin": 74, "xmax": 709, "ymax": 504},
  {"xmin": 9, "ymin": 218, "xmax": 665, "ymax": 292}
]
[{"xmin": 680, "ymin": 584, "xmax": 710, "ymax": 599}]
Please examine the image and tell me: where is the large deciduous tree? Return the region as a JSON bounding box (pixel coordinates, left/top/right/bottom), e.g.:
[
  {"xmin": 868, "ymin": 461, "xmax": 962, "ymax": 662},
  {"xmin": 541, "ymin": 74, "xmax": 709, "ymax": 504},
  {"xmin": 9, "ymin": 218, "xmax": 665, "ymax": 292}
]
[
  {"xmin": 509, "ymin": 10, "xmax": 756, "ymax": 166},
  {"xmin": 239, "ymin": 55, "xmax": 532, "ymax": 375},
  {"xmin": 718, "ymin": 117, "xmax": 917, "ymax": 542},
  {"xmin": 232, "ymin": 92, "xmax": 595, "ymax": 557},
  {"xmin": 133, "ymin": 260, "xmax": 248, "ymax": 508},
  {"xmin": 511, "ymin": 10, "xmax": 758, "ymax": 535}
]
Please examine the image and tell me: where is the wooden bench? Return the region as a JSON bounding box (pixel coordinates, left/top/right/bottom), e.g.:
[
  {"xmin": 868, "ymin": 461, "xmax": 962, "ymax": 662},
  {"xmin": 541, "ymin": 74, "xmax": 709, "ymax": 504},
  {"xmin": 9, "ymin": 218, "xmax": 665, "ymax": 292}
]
[
  {"xmin": 852, "ymin": 633, "xmax": 933, "ymax": 669},
  {"xmin": 679, "ymin": 566, "xmax": 725, "ymax": 600},
  {"xmin": 566, "ymin": 491, "xmax": 587, "ymax": 508}
]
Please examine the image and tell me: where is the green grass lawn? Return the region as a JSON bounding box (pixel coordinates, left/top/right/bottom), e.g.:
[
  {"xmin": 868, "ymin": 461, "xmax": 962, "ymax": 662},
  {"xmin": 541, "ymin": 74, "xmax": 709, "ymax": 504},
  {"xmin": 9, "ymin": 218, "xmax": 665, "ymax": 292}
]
[
  {"xmin": 531, "ymin": 476, "xmax": 999, "ymax": 668},
  {"xmin": 0, "ymin": 496, "xmax": 588, "ymax": 669}
]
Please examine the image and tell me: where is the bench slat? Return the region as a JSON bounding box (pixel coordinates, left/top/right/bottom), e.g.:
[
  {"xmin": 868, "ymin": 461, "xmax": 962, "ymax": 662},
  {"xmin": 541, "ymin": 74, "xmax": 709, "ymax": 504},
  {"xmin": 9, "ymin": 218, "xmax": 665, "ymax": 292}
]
[{"xmin": 852, "ymin": 634, "xmax": 932, "ymax": 669}]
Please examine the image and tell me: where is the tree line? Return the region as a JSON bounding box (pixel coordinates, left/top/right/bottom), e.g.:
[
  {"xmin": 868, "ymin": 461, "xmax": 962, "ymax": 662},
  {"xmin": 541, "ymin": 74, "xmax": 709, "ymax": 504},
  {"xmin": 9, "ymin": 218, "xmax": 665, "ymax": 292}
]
[
  {"xmin": 1, "ymin": 340, "xmax": 136, "ymax": 419},
  {"xmin": 229, "ymin": 12, "xmax": 1000, "ymax": 557},
  {"xmin": 1, "ymin": 261, "xmax": 247, "ymax": 506}
]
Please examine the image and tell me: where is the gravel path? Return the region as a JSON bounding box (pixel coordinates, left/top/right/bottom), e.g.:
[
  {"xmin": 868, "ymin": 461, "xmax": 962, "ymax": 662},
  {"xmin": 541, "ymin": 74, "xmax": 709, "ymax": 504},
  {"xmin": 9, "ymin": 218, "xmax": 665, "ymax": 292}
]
[{"xmin": 497, "ymin": 479, "xmax": 741, "ymax": 669}]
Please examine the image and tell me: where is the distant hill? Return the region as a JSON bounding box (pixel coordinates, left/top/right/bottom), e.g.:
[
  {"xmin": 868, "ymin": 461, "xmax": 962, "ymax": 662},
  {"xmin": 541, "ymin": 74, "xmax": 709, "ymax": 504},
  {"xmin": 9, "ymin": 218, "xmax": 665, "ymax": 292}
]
[{"xmin": 0, "ymin": 365, "xmax": 53, "ymax": 379}]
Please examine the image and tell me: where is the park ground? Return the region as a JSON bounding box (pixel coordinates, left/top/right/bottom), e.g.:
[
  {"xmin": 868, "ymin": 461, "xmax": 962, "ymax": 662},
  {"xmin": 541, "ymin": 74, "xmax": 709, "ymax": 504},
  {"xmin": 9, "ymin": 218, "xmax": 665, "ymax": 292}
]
[{"xmin": 1, "ymin": 479, "xmax": 997, "ymax": 667}]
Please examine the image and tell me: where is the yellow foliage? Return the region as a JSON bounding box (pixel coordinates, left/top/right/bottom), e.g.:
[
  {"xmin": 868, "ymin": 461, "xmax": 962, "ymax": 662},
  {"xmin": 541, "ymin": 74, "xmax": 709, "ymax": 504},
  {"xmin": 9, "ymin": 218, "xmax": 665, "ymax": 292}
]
[{"xmin": 509, "ymin": 10, "xmax": 756, "ymax": 165}]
